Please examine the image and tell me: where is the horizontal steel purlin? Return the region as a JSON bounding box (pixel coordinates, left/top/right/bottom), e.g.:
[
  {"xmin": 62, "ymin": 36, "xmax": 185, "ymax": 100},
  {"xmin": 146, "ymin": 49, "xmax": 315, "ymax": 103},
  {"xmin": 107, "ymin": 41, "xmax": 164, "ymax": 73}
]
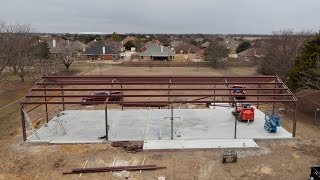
[
  {"xmin": 43, "ymin": 75, "xmax": 278, "ymax": 78},
  {"xmin": 25, "ymin": 94, "xmax": 294, "ymax": 98},
  {"xmin": 21, "ymin": 100, "xmax": 297, "ymax": 105},
  {"xmin": 21, "ymin": 75, "xmax": 297, "ymax": 105},
  {"xmin": 37, "ymin": 82, "xmax": 283, "ymax": 85},
  {"xmin": 30, "ymin": 88, "xmax": 289, "ymax": 91}
]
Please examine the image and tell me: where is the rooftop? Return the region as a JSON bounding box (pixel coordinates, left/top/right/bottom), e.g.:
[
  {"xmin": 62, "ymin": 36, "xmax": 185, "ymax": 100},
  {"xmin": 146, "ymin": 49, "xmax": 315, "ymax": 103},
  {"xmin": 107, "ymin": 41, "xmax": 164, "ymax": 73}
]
[{"xmin": 140, "ymin": 45, "xmax": 175, "ymax": 57}]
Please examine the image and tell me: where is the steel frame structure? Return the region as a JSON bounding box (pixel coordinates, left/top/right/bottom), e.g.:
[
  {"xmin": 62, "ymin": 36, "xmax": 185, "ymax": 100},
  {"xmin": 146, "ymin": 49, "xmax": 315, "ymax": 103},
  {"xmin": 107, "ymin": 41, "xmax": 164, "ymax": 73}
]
[{"xmin": 20, "ymin": 75, "xmax": 298, "ymax": 141}]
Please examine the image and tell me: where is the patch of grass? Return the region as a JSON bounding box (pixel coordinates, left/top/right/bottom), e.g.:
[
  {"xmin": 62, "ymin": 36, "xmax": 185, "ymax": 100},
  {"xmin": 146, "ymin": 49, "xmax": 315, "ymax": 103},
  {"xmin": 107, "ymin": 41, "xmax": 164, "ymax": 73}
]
[{"xmin": 0, "ymin": 103, "xmax": 21, "ymax": 137}]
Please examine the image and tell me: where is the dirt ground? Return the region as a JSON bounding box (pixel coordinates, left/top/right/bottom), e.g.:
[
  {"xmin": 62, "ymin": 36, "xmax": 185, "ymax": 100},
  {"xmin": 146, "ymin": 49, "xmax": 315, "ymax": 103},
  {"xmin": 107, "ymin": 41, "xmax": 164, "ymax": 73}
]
[{"xmin": 0, "ymin": 65, "xmax": 319, "ymax": 180}]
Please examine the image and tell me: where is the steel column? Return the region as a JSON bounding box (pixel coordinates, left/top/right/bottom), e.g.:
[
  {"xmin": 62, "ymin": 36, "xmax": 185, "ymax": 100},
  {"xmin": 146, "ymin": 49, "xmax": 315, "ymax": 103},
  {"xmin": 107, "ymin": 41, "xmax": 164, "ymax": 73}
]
[
  {"xmin": 234, "ymin": 102, "xmax": 237, "ymax": 139},
  {"xmin": 213, "ymin": 84, "xmax": 216, "ymax": 109},
  {"xmin": 257, "ymin": 85, "xmax": 260, "ymax": 109},
  {"xmin": 272, "ymin": 84, "xmax": 276, "ymax": 115},
  {"xmin": 105, "ymin": 104, "xmax": 108, "ymax": 140},
  {"xmin": 170, "ymin": 103, "xmax": 173, "ymax": 140},
  {"xmin": 293, "ymin": 102, "xmax": 297, "ymax": 137},
  {"xmin": 61, "ymin": 85, "xmax": 65, "ymax": 111},
  {"xmin": 170, "ymin": 79, "xmax": 174, "ymax": 139},
  {"xmin": 21, "ymin": 106, "xmax": 27, "ymax": 141},
  {"xmin": 44, "ymin": 85, "xmax": 49, "ymax": 123}
]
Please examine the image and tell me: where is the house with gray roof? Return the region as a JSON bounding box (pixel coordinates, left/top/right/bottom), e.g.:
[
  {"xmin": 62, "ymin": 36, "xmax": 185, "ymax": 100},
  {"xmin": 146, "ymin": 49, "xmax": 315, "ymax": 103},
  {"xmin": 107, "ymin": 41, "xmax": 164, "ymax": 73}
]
[
  {"xmin": 80, "ymin": 46, "xmax": 120, "ymax": 60},
  {"xmin": 140, "ymin": 45, "xmax": 175, "ymax": 61}
]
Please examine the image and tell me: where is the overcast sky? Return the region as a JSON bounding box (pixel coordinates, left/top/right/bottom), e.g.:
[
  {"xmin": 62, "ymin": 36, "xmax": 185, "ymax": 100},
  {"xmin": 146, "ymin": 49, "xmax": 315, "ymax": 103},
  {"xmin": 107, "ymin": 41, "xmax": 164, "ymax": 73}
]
[{"xmin": 0, "ymin": 0, "xmax": 319, "ymax": 34}]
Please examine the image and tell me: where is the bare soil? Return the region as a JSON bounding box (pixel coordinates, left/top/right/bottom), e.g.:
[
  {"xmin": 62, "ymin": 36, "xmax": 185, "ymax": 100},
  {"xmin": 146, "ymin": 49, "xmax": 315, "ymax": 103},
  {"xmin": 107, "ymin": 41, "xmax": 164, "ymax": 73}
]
[{"xmin": 0, "ymin": 65, "xmax": 319, "ymax": 180}]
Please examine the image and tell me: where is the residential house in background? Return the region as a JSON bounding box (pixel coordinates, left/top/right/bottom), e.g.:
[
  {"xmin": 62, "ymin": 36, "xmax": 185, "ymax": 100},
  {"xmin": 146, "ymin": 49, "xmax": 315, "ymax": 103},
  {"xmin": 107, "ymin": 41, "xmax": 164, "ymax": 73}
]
[
  {"xmin": 122, "ymin": 36, "xmax": 137, "ymax": 45},
  {"xmin": 87, "ymin": 39, "xmax": 125, "ymax": 53},
  {"xmin": 170, "ymin": 40, "xmax": 183, "ymax": 48},
  {"xmin": 195, "ymin": 37, "xmax": 204, "ymax": 43},
  {"xmin": 87, "ymin": 39, "xmax": 99, "ymax": 47},
  {"xmin": 81, "ymin": 46, "xmax": 120, "ymax": 60},
  {"xmin": 173, "ymin": 42, "xmax": 197, "ymax": 54},
  {"xmin": 201, "ymin": 42, "xmax": 210, "ymax": 48},
  {"xmin": 106, "ymin": 41, "xmax": 125, "ymax": 53},
  {"xmin": 69, "ymin": 40, "xmax": 88, "ymax": 52},
  {"xmin": 195, "ymin": 48, "xmax": 206, "ymax": 59},
  {"xmin": 193, "ymin": 41, "xmax": 210, "ymax": 60},
  {"xmin": 48, "ymin": 39, "xmax": 87, "ymax": 58},
  {"xmin": 141, "ymin": 40, "xmax": 162, "ymax": 52},
  {"xmin": 140, "ymin": 45, "xmax": 175, "ymax": 61},
  {"xmin": 237, "ymin": 48, "xmax": 264, "ymax": 61},
  {"xmin": 47, "ymin": 39, "xmax": 68, "ymax": 57}
]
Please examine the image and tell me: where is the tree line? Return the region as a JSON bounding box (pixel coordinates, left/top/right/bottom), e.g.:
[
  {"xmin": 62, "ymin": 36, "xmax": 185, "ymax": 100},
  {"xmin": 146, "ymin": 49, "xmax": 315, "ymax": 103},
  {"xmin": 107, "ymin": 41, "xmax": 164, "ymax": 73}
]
[
  {"xmin": 0, "ymin": 22, "xmax": 78, "ymax": 82},
  {"xmin": 203, "ymin": 29, "xmax": 319, "ymax": 91}
]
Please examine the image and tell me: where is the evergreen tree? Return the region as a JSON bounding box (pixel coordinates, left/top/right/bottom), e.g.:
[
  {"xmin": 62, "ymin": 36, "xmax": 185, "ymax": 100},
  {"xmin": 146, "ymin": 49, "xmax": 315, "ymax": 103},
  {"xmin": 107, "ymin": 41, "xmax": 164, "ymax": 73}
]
[
  {"xmin": 236, "ymin": 41, "xmax": 251, "ymax": 53},
  {"xmin": 111, "ymin": 32, "xmax": 122, "ymax": 42},
  {"xmin": 35, "ymin": 41, "xmax": 51, "ymax": 59},
  {"xmin": 287, "ymin": 34, "xmax": 320, "ymax": 91}
]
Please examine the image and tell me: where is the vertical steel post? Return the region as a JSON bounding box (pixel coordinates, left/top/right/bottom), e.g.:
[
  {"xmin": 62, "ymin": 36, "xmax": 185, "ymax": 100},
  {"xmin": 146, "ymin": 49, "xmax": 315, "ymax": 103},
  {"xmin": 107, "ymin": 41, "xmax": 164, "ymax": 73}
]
[
  {"xmin": 61, "ymin": 85, "xmax": 65, "ymax": 111},
  {"xmin": 21, "ymin": 106, "xmax": 27, "ymax": 141},
  {"xmin": 257, "ymin": 84, "xmax": 260, "ymax": 109},
  {"xmin": 168, "ymin": 79, "xmax": 171, "ymax": 107},
  {"xmin": 272, "ymin": 84, "xmax": 276, "ymax": 115},
  {"xmin": 105, "ymin": 104, "xmax": 108, "ymax": 140},
  {"xmin": 169, "ymin": 78, "xmax": 173, "ymax": 140},
  {"xmin": 213, "ymin": 84, "xmax": 216, "ymax": 109},
  {"xmin": 44, "ymin": 85, "xmax": 49, "ymax": 123},
  {"xmin": 234, "ymin": 102, "xmax": 237, "ymax": 139},
  {"xmin": 171, "ymin": 103, "xmax": 173, "ymax": 140},
  {"xmin": 292, "ymin": 102, "xmax": 297, "ymax": 137}
]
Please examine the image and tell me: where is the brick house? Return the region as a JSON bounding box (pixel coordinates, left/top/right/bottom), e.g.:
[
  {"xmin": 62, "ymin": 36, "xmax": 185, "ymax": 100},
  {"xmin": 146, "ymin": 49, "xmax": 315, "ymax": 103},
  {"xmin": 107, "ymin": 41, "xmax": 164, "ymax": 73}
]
[
  {"xmin": 140, "ymin": 45, "xmax": 175, "ymax": 61},
  {"xmin": 81, "ymin": 46, "xmax": 120, "ymax": 60}
]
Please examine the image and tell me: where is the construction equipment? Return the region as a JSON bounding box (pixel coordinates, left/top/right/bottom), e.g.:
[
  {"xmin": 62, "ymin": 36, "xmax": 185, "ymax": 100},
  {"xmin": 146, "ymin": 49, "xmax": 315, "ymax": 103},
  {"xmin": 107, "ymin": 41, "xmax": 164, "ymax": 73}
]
[
  {"xmin": 232, "ymin": 103, "xmax": 255, "ymax": 121},
  {"xmin": 264, "ymin": 111, "xmax": 281, "ymax": 133},
  {"xmin": 310, "ymin": 166, "xmax": 320, "ymax": 180},
  {"xmin": 221, "ymin": 150, "xmax": 237, "ymax": 163}
]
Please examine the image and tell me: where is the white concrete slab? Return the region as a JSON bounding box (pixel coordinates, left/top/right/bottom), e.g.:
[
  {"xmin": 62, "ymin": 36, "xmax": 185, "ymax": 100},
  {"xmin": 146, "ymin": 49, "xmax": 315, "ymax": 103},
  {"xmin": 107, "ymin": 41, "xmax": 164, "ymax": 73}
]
[
  {"xmin": 143, "ymin": 139, "xmax": 259, "ymax": 150},
  {"xmin": 27, "ymin": 107, "xmax": 292, "ymax": 144}
]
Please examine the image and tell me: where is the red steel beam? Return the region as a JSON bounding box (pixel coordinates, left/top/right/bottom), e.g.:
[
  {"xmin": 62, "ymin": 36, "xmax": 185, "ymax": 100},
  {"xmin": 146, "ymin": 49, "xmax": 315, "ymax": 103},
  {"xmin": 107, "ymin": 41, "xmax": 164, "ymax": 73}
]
[
  {"xmin": 30, "ymin": 88, "xmax": 289, "ymax": 91},
  {"xmin": 21, "ymin": 100, "xmax": 297, "ymax": 105},
  {"xmin": 37, "ymin": 82, "xmax": 283, "ymax": 85},
  {"xmin": 43, "ymin": 75, "xmax": 278, "ymax": 78},
  {"xmin": 25, "ymin": 94, "xmax": 294, "ymax": 98},
  {"xmin": 47, "ymin": 79, "xmax": 278, "ymax": 83}
]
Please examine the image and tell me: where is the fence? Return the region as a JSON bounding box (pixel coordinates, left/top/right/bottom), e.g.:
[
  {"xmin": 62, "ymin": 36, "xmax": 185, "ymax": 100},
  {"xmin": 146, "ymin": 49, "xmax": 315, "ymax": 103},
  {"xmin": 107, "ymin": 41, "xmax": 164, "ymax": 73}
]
[{"xmin": 121, "ymin": 60, "xmax": 257, "ymax": 67}]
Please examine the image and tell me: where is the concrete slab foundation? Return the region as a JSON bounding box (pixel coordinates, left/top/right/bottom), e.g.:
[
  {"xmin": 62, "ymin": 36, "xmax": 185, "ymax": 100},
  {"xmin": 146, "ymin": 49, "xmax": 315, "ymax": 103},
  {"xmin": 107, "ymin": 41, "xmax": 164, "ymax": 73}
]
[
  {"xmin": 143, "ymin": 139, "xmax": 259, "ymax": 150},
  {"xmin": 27, "ymin": 106, "xmax": 292, "ymax": 147}
]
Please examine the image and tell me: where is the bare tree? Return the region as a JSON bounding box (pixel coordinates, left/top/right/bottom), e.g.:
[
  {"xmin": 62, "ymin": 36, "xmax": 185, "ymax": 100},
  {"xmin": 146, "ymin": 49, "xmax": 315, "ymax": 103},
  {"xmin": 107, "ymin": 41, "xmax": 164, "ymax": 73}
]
[
  {"xmin": 204, "ymin": 41, "xmax": 228, "ymax": 68},
  {"xmin": 258, "ymin": 29, "xmax": 313, "ymax": 80},
  {"xmin": 0, "ymin": 21, "xmax": 21, "ymax": 74},
  {"xmin": 0, "ymin": 22, "xmax": 40, "ymax": 81},
  {"xmin": 58, "ymin": 44, "xmax": 78, "ymax": 69}
]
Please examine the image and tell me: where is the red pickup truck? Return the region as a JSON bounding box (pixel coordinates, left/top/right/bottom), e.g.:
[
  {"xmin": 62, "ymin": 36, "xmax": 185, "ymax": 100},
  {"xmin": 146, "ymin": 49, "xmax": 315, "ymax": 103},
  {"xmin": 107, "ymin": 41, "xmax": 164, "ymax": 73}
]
[{"xmin": 81, "ymin": 91, "xmax": 123, "ymax": 105}]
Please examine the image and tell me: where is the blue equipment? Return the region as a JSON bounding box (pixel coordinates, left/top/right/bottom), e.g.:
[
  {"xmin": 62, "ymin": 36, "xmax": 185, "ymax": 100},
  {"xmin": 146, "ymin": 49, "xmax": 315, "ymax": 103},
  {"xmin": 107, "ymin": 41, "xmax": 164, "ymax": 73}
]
[{"xmin": 264, "ymin": 112, "xmax": 281, "ymax": 133}]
